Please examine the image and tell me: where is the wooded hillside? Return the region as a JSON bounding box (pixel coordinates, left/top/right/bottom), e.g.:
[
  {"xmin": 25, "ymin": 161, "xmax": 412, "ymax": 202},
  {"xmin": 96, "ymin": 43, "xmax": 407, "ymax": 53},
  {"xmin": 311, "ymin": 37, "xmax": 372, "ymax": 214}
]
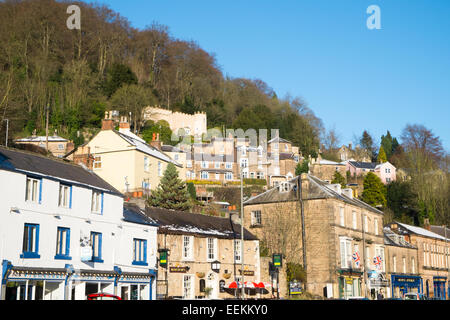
[{"xmin": 0, "ymin": 0, "xmax": 323, "ymax": 156}]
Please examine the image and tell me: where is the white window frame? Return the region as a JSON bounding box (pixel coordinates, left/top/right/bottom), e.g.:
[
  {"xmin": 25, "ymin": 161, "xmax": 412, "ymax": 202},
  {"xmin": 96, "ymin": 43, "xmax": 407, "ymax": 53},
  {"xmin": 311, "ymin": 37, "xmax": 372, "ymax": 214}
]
[
  {"xmin": 58, "ymin": 184, "xmax": 71, "ymax": 208},
  {"xmin": 214, "ymin": 162, "xmax": 221, "ymax": 169},
  {"xmin": 225, "ymin": 172, "xmax": 233, "ymax": 180},
  {"xmin": 91, "ymin": 191, "xmax": 102, "ymax": 214},
  {"xmin": 251, "ymin": 210, "xmax": 262, "ymax": 226},
  {"xmin": 186, "ymin": 160, "xmax": 192, "ymax": 168},
  {"xmin": 339, "ymin": 207, "xmax": 345, "ymax": 227},
  {"xmin": 352, "ymin": 211, "xmax": 357, "ymax": 230},
  {"xmin": 201, "ymin": 171, "xmax": 209, "ymax": 180},
  {"xmin": 215, "ymin": 173, "xmax": 220, "ymax": 180},
  {"xmin": 206, "ymin": 238, "xmax": 218, "ymax": 261},
  {"xmin": 201, "ymin": 161, "xmax": 208, "ymax": 169},
  {"xmin": 225, "ymin": 163, "xmax": 232, "ymax": 169},
  {"xmin": 144, "ymin": 156, "xmax": 150, "ymax": 172},
  {"xmin": 374, "ymin": 218, "xmax": 379, "ymax": 235},
  {"xmin": 234, "ymin": 239, "xmax": 242, "ymax": 263},
  {"xmin": 339, "ymin": 237, "xmax": 352, "ymax": 269},
  {"xmin": 182, "ymin": 236, "xmax": 194, "ymax": 261},
  {"xmin": 157, "ymin": 161, "xmax": 162, "ymax": 177},
  {"xmin": 25, "ymin": 177, "xmax": 40, "ymax": 203}
]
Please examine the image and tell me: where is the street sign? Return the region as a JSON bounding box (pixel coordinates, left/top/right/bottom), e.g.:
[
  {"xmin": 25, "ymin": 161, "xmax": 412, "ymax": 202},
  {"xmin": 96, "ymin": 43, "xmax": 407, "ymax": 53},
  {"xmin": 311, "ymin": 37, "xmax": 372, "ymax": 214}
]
[{"xmin": 273, "ymin": 253, "xmax": 282, "ymax": 268}]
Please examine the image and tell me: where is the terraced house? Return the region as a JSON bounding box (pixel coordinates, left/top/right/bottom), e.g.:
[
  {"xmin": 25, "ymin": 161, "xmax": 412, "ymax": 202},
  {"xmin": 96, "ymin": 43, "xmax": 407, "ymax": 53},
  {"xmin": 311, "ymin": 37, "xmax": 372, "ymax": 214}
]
[
  {"xmin": 0, "ymin": 147, "xmax": 158, "ymax": 300},
  {"xmin": 243, "ymin": 173, "xmax": 386, "ymax": 299}
]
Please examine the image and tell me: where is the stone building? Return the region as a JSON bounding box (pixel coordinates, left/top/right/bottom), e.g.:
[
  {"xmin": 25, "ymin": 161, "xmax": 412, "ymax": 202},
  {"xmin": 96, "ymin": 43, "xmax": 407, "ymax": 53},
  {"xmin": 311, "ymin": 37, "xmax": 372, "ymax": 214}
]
[
  {"xmin": 385, "ymin": 221, "xmax": 450, "ymax": 299},
  {"xmin": 143, "ymin": 106, "xmax": 207, "ymax": 137},
  {"xmin": 65, "ymin": 112, "xmax": 182, "ymax": 197},
  {"xmin": 309, "ymin": 157, "xmax": 347, "ymax": 183},
  {"xmin": 14, "ymin": 133, "xmax": 73, "ymax": 158},
  {"xmin": 243, "ymin": 173, "xmax": 386, "ymax": 299},
  {"xmin": 144, "ymin": 207, "xmax": 265, "ymax": 300},
  {"xmin": 383, "ymin": 226, "xmax": 420, "ymax": 299}
]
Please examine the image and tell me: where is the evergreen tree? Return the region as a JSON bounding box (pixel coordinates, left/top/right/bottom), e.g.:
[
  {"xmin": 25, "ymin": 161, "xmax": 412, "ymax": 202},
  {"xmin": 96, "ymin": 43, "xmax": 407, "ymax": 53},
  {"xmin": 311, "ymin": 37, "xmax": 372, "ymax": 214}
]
[
  {"xmin": 361, "ymin": 172, "xmax": 387, "ymax": 207},
  {"xmin": 331, "ymin": 171, "xmax": 346, "ymax": 188},
  {"xmin": 187, "ymin": 182, "xmax": 197, "ymax": 200},
  {"xmin": 380, "ymin": 131, "xmax": 393, "ymax": 160},
  {"xmin": 295, "ymin": 159, "xmax": 309, "ymax": 176},
  {"xmin": 147, "ymin": 163, "xmax": 192, "ymax": 211},
  {"xmin": 377, "ymin": 146, "xmax": 387, "ymax": 163}
]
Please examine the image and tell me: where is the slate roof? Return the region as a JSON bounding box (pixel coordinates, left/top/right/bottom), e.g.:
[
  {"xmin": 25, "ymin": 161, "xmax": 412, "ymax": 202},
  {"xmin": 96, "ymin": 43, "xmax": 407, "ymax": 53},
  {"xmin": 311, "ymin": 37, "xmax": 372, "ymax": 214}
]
[
  {"xmin": 383, "ymin": 227, "xmax": 417, "ymax": 249},
  {"xmin": 395, "ymin": 222, "xmax": 448, "ymax": 241},
  {"xmin": 144, "ymin": 207, "xmax": 258, "ymax": 240},
  {"xmin": 430, "ymin": 225, "xmax": 450, "ymax": 239},
  {"xmin": 123, "ymin": 202, "xmax": 159, "ymax": 226},
  {"xmin": 15, "ymin": 135, "xmax": 69, "ymax": 142},
  {"xmin": 244, "ymin": 174, "xmax": 384, "ymax": 215},
  {"xmin": 348, "ymin": 161, "xmax": 378, "ymax": 170},
  {"xmin": 0, "ymin": 146, "xmax": 122, "ymax": 195},
  {"xmin": 114, "ymin": 130, "xmax": 181, "ymax": 167}
]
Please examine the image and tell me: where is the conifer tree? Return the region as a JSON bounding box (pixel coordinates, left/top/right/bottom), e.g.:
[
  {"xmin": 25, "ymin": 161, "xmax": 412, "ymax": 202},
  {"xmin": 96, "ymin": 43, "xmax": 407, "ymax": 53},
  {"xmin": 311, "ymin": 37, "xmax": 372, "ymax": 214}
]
[
  {"xmin": 331, "ymin": 171, "xmax": 346, "ymax": 189},
  {"xmin": 147, "ymin": 163, "xmax": 192, "ymax": 211},
  {"xmin": 361, "ymin": 172, "xmax": 387, "ymax": 207},
  {"xmin": 377, "ymin": 146, "xmax": 387, "ymax": 163}
]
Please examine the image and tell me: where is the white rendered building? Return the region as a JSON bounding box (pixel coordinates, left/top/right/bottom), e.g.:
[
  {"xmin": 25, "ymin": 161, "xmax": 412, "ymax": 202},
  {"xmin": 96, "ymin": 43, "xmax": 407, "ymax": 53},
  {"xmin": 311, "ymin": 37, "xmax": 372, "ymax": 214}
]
[{"xmin": 0, "ymin": 147, "xmax": 158, "ymax": 300}]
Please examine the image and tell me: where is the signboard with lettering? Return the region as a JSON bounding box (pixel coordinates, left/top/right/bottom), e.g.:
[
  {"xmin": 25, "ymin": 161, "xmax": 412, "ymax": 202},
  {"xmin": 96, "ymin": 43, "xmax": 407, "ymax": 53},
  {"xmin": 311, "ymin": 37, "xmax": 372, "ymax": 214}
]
[
  {"xmin": 289, "ymin": 281, "xmax": 303, "ymax": 295},
  {"xmin": 273, "ymin": 254, "xmax": 282, "ymax": 267},
  {"xmin": 80, "ymin": 246, "xmax": 92, "ymax": 262},
  {"xmin": 169, "ymin": 266, "xmax": 189, "ymax": 273},
  {"xmin": 238, "ymin": 270, "xmax": 255, "ymax": 276}
]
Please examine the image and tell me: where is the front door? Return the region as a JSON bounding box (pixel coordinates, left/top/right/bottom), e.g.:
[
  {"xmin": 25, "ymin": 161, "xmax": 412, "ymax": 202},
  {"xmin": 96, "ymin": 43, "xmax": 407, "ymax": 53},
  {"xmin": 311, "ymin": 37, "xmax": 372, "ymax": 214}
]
[{"xmin": 206, "ymin": 272, "xmax": 218, "ymax": 299}]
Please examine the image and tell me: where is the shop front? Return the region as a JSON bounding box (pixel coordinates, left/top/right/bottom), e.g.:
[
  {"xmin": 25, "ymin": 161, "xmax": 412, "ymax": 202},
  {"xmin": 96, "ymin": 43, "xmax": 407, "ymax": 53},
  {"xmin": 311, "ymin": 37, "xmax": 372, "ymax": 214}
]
[
  {"xmin": 368, "ymin": 271, "xmax": 390, "ymax": 299},
  {"xmin": 338, "ymin": 270, "xmax": 363, "ymax": 299},
  {"xmin": 1, "ymin": 261, "xmax": 156, "ymax": 300},
  {"xmin": 433, "ymin": 276, "xmax": 447, "ymax": 300},
  {"xmin": 390, "ymin": 275, "xmax": 422, "ymax": 299}
]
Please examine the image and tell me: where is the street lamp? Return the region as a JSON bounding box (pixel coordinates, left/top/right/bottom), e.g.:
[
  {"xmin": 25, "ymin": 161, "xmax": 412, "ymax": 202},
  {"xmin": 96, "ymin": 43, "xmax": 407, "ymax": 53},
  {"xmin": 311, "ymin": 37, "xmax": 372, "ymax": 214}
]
[{"xmin": 211, "ymin": 260, "xmax": 221, "ymax": 273}]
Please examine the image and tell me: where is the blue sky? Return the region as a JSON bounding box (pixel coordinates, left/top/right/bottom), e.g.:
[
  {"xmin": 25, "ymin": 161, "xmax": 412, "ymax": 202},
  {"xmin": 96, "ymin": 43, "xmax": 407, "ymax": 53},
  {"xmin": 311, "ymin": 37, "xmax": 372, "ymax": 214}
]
[{"xmin": 84, "ymin": 0, "xmax": 450, "ymax": 150}]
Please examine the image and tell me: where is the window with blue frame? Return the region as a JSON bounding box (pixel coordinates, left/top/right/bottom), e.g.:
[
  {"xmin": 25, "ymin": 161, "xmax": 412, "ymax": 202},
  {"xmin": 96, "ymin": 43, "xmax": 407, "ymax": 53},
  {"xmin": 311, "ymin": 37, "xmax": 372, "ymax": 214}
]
[
  {"xmin": 21, "ymin": 224, "xmax": 40, "ymax": 258},
  {"xmin": 90, "ymin": 232, "xmax": 103, "ymax": 262},
  {"xmin": 58, "ymin": 184, "xmax": 72, "ymax": 208},
  {"xmin": 55, "ymin": 227, "xmax": 71, "ymax": 260},
  {"xmin": 132, "ymin": 238, "xmax": 148, "ymax": 266},
  {"xmin": 91, "ymin": 191, "xmax": 103, "ymax": 214}
]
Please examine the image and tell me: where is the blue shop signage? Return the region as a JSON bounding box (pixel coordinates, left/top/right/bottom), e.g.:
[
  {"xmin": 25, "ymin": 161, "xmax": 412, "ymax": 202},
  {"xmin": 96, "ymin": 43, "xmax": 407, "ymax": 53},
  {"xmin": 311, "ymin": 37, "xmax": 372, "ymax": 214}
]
[{"xmin": 391, "ymin": 275, "xmax": 421, "ymax": 287}]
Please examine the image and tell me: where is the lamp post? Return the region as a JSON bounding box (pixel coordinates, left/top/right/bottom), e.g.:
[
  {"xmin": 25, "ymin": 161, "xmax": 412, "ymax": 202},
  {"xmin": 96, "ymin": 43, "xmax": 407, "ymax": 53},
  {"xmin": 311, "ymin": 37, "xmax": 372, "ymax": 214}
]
[
  {"xmin": 2, "ymin": 119, "xmax": 8, "ymax": 147},
  {"xmin": 240, "ymin": 165, "xmax": 245, "ymax": 300}
]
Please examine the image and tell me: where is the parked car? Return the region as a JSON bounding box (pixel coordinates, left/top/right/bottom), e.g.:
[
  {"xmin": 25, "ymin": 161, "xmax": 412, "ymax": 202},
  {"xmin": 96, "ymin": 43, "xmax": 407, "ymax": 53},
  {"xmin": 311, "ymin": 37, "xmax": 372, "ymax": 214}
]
[
  {"xmin": 87, "ymin": 293, "xmax": 122, "ymax": 300},
  {"xmin": 403, "ymin": 293, "xmax": 427, "ymax": 300}
]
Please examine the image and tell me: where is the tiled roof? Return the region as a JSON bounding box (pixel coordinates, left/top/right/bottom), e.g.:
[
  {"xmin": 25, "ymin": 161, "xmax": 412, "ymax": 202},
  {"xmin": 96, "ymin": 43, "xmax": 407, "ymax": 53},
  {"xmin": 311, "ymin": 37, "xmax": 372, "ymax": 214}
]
[
  {"xmin": 0, "ymin": 146, "xmax": 122, "ymax": 195},
  {"xmin": 144, "ymin": 207, "xmax": 258, "ymax": 240}
]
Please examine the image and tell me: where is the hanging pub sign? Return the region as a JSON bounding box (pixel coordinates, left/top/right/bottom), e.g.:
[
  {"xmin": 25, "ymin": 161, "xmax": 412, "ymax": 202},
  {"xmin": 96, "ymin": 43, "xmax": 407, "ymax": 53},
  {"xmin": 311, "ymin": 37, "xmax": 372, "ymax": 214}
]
[
  {"xmin": 273, "ymin": 253, "xmax": 282, "ymax": 268},
  {"xmin": 169, "ymin": 266, "xmax": 189, "ymax": 273},
  {"xmin": 159, "ymin": 250, "xmax": 168, "ymax": 268}
]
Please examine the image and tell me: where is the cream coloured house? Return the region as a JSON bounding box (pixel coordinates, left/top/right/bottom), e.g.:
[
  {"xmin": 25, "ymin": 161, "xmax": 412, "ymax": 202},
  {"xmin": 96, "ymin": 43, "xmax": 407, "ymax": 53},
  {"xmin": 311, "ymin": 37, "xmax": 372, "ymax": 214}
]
[{"xmin": 74, "ymin": 113, "xmax": 182, "ymax": 196}]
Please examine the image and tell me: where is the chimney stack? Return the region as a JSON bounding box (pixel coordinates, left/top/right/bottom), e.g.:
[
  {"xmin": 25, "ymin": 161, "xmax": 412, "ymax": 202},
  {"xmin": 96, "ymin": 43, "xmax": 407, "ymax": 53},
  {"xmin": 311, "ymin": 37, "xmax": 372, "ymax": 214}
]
[
  {"xmin": 119, "ymin": 116, "xmax": 130, "ymax": 133},
  {"xmin": 423, "ymin": 218, "xmax": 431, "ymax": 231},
  {"xmin": 149, "ymin": 132, "xmax": 162, "ymax": 150},
  {"xmin": 102, "ymin": 111, "xmax": 115, "ymax": 131}
]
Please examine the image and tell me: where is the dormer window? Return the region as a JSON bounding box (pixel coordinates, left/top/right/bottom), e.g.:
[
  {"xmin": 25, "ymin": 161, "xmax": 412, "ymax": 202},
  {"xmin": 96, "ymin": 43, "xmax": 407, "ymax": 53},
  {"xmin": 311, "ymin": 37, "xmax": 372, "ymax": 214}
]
[{"xmin": 279, "ymin": 182, "xmax": 290, "ymax": 192}]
